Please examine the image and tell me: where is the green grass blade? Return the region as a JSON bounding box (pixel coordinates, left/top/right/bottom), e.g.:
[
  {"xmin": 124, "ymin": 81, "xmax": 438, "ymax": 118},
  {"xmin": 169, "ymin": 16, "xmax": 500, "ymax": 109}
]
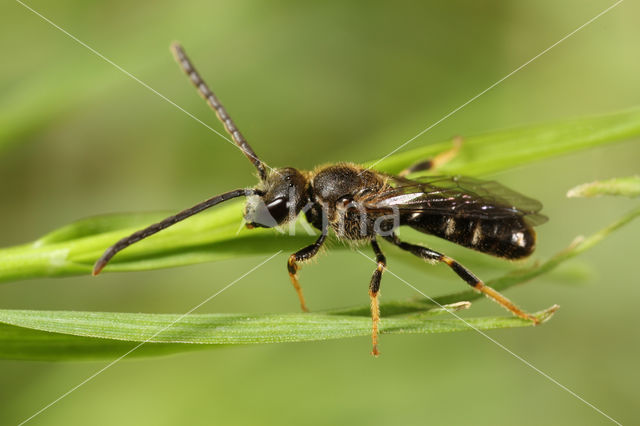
[
  {"xmin": 0, "ymin": 308, "xmax": 551, "ymax": 361},
  {"xmin": 0, "ymin": 323, "xmax": 209, "ymax": 361},
  {"xmin": 369, "ymin": 107, "xmax": 640, "ymax": 175},
  {"xmin": 0, "ymin": 108, "xmax": 639, "ymax": 283}
]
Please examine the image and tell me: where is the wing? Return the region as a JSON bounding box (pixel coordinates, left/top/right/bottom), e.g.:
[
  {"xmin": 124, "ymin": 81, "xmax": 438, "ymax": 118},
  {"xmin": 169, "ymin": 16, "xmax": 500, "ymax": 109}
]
[{"xmin": 365, "ymin": 175, "xmax": 548, "ymax": 226}]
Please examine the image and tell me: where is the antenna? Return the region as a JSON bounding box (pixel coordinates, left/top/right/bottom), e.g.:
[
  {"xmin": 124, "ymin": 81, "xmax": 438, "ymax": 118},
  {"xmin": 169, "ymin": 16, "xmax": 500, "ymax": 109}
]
[
  {"xmin": 93, "ymin": 188, "xmax": 253, "ymax": 275},
  {"xmin": 170, "ymin": 43, "xmax": 268, "ymax": 181}
]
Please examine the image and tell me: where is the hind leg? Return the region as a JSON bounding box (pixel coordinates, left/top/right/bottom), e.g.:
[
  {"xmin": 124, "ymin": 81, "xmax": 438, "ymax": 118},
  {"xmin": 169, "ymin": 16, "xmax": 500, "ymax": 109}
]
[{"xmin": 383, "ymin": 233, "xmax": 545, "ymax": 323}]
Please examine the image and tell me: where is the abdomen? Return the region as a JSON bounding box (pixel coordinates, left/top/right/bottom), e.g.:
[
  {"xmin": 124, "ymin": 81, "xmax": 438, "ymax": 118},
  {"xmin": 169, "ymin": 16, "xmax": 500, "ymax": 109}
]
[{"xmin": 405, "ymin": 213, "xmax": 536, "ymax": 259}]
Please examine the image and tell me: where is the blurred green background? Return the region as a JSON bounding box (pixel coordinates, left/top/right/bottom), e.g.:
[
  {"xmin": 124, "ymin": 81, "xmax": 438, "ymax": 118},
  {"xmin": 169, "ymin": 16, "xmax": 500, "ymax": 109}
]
[{"xmin": 1, "ymin": 1, "xmax": 639, "ymax": 425}]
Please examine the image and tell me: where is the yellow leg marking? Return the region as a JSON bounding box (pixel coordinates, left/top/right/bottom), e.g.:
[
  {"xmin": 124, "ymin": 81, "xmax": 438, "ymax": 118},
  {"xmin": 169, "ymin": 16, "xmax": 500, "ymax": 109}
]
[
  {"xmin": 475, "ymin": 282, "xmax": 540, "ymax": 324},
  {"xmin": 288, "ymin": 254, "xmax": 309, "ymax": 312},
  {"xmin": 440, "ymin": 255, "xmax": 539, "ymax": 324},
  {"xmin": 369, "ymin": 289, "xmax": 381, "ymax": 357}
]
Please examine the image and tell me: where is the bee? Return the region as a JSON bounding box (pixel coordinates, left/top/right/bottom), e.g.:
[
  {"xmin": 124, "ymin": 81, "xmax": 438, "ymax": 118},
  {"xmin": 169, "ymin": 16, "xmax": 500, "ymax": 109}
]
[{"xmin": 93, "ymin": 43, "xmax": 554, "ymax": 356}]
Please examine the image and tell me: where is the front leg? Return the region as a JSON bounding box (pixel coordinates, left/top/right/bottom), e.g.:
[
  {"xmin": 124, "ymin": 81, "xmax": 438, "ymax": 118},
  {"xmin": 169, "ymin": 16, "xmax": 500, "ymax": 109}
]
[
  {"xmin": 287, "ymin": 231, "xmax": 327, "ymax": 312},
  {"xmin": 369, "ymin": 238, "xmax": 386, "ymax": 356}
]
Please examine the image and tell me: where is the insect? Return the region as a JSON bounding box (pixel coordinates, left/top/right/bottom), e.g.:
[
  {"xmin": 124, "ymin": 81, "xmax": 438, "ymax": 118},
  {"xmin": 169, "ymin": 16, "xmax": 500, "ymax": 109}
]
[{"xmin": 93, "ymin": 43, "xmax": 555, "ymax": 356}]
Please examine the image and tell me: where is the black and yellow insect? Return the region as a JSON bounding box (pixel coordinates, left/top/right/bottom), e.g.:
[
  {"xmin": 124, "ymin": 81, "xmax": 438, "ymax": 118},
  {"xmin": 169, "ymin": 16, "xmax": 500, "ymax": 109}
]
[{"xmin": 94, "ymin": 43, "xmax": 554, "ymax": 356}]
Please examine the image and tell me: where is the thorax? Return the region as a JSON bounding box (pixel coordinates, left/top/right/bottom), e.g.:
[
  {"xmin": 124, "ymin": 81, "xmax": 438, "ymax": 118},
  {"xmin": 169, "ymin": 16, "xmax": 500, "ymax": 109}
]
[{"xmin": 305, "ymin": 163, "xmax": 391, "ymax": 240}]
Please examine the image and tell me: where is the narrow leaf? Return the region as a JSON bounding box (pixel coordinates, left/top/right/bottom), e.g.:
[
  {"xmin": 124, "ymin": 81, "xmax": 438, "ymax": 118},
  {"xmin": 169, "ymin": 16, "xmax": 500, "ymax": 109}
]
[
  {"xmin": 0, "ymin": 323, "xmax": 208, "ymax": 361},
  {"xmin": 0, "ymin": 308, "xmax": 551, "ymax": 361},
  {"xmin": 370, "ymin": 107, "xmax": 640, "ymax": 176}
]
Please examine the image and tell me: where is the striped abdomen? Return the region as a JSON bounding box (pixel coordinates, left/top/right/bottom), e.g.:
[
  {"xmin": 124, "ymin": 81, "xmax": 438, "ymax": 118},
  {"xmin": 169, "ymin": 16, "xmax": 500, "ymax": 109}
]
[{"xmin": 405, "ymin": 213, "xmax": 536, "ymax": 259}]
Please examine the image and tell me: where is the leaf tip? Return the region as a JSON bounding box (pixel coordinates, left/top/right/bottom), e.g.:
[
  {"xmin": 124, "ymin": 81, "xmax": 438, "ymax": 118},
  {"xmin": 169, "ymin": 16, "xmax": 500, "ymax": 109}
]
[
  {"xmin": 447, "ymin": 301, "xmax": 472, "ymax": 311},
  {"xmin": 566, "ymin": 186, "xmax": 583, "ymax": 198},
  {"xmin": 535, "ymin": 304, "xmax": 560, "ymax": 324}
]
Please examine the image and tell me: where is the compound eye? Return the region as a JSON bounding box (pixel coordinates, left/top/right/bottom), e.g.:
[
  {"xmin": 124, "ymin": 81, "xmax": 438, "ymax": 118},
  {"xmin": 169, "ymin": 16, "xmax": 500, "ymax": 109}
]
[{"xmin": 266, "ymin": 197, "xmax": 290, "ymax": 224}]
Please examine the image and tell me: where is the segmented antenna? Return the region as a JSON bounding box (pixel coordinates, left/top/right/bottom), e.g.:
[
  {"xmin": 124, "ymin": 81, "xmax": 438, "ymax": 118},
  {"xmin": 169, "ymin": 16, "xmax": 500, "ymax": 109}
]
[
  {"xmin": 170, "ymin": 43, "xmax": 268, "ymax": 181},
  {"xmin": 92, "ymin": 188, "xmax": 252, "ymax": 275}
]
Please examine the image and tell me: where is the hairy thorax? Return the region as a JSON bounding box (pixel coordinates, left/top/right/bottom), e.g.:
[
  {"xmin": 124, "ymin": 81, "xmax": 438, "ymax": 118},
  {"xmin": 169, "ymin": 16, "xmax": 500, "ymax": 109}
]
[{"xmin": 305, "ymin": 163, "xmax": 393, "ymax": 240}]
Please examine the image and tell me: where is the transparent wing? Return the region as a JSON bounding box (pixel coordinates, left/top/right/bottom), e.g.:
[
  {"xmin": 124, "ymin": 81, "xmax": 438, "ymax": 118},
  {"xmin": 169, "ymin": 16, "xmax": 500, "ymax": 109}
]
[{"xmin": 365, "ymin": 175, "xmax": 548, "ymax": 226}]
